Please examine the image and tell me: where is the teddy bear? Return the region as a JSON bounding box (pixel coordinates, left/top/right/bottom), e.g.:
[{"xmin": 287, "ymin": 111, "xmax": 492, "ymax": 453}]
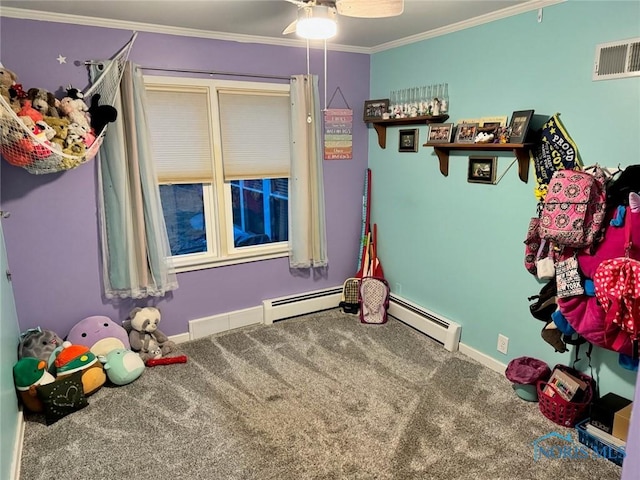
[
  {"xmin": 124, "ymin": 307, "xmax": 176, "ymax": 362},
  {"xmin": 45, "ymin": 116, "xmax": 70, "ymax": 150},
  {"xmin": 0, "ymin": 66, "xmax": 17, "ymax": 107}
]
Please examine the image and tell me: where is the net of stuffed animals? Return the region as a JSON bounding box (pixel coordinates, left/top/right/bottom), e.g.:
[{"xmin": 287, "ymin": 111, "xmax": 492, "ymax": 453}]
[{"xmin": 0, "ymin": 33, "xmax": 137, "ymax": 175}]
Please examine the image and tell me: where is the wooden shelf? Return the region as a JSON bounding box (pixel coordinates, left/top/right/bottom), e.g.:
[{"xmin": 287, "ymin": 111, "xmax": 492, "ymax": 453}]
[
  {"xmin": 367, "ymin": 115, "xmax": 449, "ymax": 148},
  {"xmin": 423, "ymin": 142, "xmax": 535, "ymax": 183}
]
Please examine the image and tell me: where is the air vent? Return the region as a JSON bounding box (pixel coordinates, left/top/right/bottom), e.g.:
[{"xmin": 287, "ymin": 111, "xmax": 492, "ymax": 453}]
[{"xmin": 593, "ymin": 38, "xmax": 640, "ymax": 80}]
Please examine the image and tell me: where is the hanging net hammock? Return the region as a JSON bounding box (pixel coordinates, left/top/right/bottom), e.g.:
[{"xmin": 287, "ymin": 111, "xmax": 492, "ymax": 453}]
[{"xmin": 0, "ymin": 33, "xmax": 137, "ymax": 175}]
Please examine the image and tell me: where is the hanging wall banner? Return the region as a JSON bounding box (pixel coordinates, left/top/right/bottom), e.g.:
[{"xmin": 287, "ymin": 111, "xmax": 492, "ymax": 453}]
[{"xmin": 324, "ymin": 108, "xmax": 353, "ymax": 160}]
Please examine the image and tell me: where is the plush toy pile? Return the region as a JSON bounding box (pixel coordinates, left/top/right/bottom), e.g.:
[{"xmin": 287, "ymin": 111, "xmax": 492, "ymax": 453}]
[
  {"xmin": 0, "ymin": 65, "xmax": 118, "ymax": 174},
  {"xmin": 12, "ymin": 308, "xmax": 185, "ymax": 425}
]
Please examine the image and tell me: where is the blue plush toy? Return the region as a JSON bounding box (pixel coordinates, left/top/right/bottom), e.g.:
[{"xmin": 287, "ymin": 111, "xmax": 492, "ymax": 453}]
[{"xmin": 98, "ymin": 348, "xmax": 145, "ymax": 386}]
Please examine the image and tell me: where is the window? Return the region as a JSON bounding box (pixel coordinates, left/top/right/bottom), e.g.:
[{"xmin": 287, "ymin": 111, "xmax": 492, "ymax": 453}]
[{"xmin": 144, "ymin": 76, "xmax": 291, "ymax": 272}]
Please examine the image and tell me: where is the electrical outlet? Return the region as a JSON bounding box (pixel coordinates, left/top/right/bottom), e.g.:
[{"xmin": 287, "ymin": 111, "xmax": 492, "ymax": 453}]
[{"xmin": 497, "ymin": 334, "xmax": 509, "ymax": 354}]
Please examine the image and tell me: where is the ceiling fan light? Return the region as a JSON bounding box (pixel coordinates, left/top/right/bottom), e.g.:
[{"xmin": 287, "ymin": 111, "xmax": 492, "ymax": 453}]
[{"xmin": 296, "ymin": 6, "xmax": 337, "ymax": 40}]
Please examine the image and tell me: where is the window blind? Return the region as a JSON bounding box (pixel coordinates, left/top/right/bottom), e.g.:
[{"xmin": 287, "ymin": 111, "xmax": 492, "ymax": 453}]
[
  {"xmin": 218, "ymin": 91, "xmax": 291, "ymax": 181},
  {"xmin": 146, "ymin": 88, "xmax": 214, "ymax": 183}
]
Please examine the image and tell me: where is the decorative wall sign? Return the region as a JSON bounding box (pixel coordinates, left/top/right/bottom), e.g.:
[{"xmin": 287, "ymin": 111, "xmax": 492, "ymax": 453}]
[{"xmin": 324, "ymin": 108, "xmax": 353, "ymax": 160}]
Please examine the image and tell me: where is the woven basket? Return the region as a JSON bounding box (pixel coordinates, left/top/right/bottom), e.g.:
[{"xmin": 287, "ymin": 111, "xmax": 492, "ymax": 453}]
[{"xmin": 536, "ymin": 365, "xmax": 594, "ymax": 427}]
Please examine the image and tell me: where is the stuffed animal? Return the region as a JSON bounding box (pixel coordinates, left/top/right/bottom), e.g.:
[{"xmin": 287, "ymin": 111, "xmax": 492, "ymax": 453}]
[
  {"xmin": 45, "ymin": 116, "xmax": 70, "ymax": 149},
  {"xmin": 0, "ymin": 66, "xmax": 17, "ymax": 106},
  {"xmin": 124, "ymin": 307, "xmax": 176, "ymax": 362},
  {"xmin": 18, "ymin": 327, "xmax": 63, "ymax": 365},
  {"xmin": 66, "ymin": 315, "xmax": 131, "ymax": 351},
  {"xmin": 58, "ymin": 86, "xmax": 90, "ymax": 131},
  {"xmin": 8, "ymin": 83, "xmax": 26, "ymax": 113},
  {"xmin": 27, "ymin": 87, "xmax": 60, "ymax": 118},
  {"xmin": 53, "ymin": 342, "xmax": 106, "ymax": 396},
  {"xmin": 88, "ymin": 93, "xmax": 117, "ymax": 135},
  {"xmin": 98, "ymin": 348, "xmax": 145, "ymax": 386},
  {"xmin": 13, "ymin": 357, "xmax": 56, "ymax": 412},
  {"xmin": 17, "ymin": 99, "xmax": 43, "ymax": 124}
]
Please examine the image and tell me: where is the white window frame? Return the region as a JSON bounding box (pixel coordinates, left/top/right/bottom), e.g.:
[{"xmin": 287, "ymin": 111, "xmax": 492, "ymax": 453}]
[{"xmin": 144, "ymin": 75, "xmax": 290, "ymax": 273}]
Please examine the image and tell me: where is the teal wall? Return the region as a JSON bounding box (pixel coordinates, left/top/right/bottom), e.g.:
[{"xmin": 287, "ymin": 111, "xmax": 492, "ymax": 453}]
[
  {"xmin": 370, "ymin": 0, "xmax": 640, "ymax": 400},
  {"xmin": 0, "ymin": 221, "xmax": 21, "ymax": 480}
]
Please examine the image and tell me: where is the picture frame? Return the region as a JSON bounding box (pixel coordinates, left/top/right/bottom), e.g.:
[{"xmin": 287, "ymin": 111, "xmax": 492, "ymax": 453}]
[
  {"xmin": 468, "ymin": 156, "xmax": 497, "ymax": 184},
  {"xmin": 508, "ymin": 109, "xmax": 534, "ymax": 143},
  {"xmin": 480, "ymin": 116, "xmax": 508, "ymax": 127},
  {"xmin": 426, "ymin": 123, "xmax": 454, "ymax": 144},
  {"xmin": 363, "ymin": 99, "xmax": 390, "ymax": 122},
  {"xmin": 399, "ymin": 128, "xmax": 419, "ymax": 152},
  {"xmin": 454, "ymin": 122, "xmax": 479, "ymax": 144}
]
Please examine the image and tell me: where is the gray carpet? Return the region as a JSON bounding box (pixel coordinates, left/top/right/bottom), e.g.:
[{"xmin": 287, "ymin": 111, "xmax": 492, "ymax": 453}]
[{"xmin": 20, "ymin": 309, "xmax": 621, "ymax": 480}]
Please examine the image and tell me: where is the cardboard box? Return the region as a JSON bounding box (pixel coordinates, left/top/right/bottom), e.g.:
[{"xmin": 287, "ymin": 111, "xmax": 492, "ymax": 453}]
[
  {"xmin": 590, "ymin": 393, "xmax": 632, "ymax": 434},
  {"xmin": 612, "ymin": 402, "xmax": 633, "ymax": 442}
]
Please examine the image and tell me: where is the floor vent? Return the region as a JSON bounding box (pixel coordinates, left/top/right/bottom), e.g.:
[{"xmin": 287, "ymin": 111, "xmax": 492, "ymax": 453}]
[
  {"xmin": 593, "ymin": 37, "xmax": 640, "ymax": 80},
  {"xmin": 388, "ymin": 294, "xmax": 461, "ymax": 352}
]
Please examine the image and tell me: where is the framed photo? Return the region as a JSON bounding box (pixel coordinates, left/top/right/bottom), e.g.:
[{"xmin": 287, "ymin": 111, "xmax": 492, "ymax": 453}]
[
  {"xmin": 478, "ymin": 121, "xmax": 501, "ymax": 132},
  {"xmin": 508, "ymin": 109, "xmax": 534, "ymax": 143},
  {"xmin": 480, "ymin": 116, "xmax": 508, "ymax": 127},
  {"xmin": 426, "ymin": 123, "xmax": 454, "ymax": 143},
  {"xmin": 468, "ymin": 156, "xmax": 497, "ymax": 184},
  {"xmin": 399, "ymin": 128, "xmax": 419, "ymax": 152},
  {"xmin": 363, "ymin": 99, "xmax": 390, "ymax": 122},
  {"xmin": 454, "ymin": 122, "xmax": 479, "ymax": 143}
]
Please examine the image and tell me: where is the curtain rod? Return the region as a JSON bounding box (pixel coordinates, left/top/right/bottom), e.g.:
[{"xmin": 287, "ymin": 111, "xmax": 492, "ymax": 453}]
[{"xmin": 83, "ymin": 62, "xmax": 290, "ymax": 81}]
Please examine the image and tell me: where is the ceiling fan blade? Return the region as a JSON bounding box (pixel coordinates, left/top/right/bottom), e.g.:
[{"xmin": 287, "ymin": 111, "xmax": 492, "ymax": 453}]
[
  {"xmin": 284, "ymin": 0, "xmax": 307, "ymax": 6},
  {"xmin": 336, "ymin": 0, "xmax": 404, "ymax": 18},
  {"xmin": 282, "ymin": 19, "xmax": 298, "ymax": 35}
]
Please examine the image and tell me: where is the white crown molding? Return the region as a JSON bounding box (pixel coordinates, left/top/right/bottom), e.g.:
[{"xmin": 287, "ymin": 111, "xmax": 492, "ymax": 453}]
[
  {"xmin": 0, "ymin": 7, "xmax": 370, "ymax": 54},
  {"xmin": 370, "ymin": 0, "xmax": 567, "ymax": 53},
  {"xmin": 1, "ymin": 0, "xmax": 566, "ymax": 56}
]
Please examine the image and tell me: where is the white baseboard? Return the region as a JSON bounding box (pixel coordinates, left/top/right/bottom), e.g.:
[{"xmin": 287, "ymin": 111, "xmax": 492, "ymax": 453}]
[
  {"xmin": 188, "ymin": 306, "xmax": 263, "ymax": 340},
  {"xmin": 458, "ymin": 342, "xmax": 507, "ymax": 375},
  {"xmin": 168, "ymin": 332, "xmax": 191, "ymax": 344},
  {"xmin": 10, "ymin": 409, "xmax": 25, "ymax": 480}
]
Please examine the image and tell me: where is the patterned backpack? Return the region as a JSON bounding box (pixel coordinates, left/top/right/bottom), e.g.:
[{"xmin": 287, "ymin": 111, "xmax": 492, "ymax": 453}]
[
  {"xmin": 539, "ymin": 166, "xmax": 607, "ymax": 249},
  {"xmin": 359, "ymin": 277, "xmax": 390, "ymax": 324}
]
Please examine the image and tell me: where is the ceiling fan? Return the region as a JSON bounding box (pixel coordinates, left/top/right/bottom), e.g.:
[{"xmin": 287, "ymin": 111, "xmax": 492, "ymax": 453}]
[{"xmin": 282, "ymin": 0, "xmax": 404, "ymax": 39}]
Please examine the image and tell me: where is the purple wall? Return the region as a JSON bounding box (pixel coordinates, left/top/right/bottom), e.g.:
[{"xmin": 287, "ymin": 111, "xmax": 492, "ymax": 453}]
[{"xmin": 0, "ymin": 18, "xmax": 370, "ymax": 337}]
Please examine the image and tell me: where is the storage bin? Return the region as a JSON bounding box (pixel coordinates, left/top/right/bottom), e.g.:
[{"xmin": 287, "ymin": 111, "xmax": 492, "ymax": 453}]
[
  {"xmin": 575, "ymin": 418, "xmax": 626, "ymax": 466},
  {"xmin": 537, "ymin": 364, "xmax": 593, "ymax": 427},
  {"xmin": 505, "ymin": 356, "xmax": 551, "ymax": 402}
]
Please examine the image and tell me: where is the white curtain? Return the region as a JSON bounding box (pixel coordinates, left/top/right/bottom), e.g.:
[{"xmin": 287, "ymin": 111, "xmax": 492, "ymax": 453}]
[
  {"xmin": 288, "ymin": 75, "xmax": 328, "ymax": 268},
  {"xmin": 90, "ymin": 61, "xmax": 178, "ymax": 299}
]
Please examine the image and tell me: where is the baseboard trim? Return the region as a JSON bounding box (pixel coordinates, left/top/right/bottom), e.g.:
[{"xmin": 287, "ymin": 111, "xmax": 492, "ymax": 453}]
[
  {"xmin": 170, "ymin": 304, "xmax": 508, "ymax": 378},
  {"xmin": 10, "ymin": 409, "xmax": 25, "ymax": 480},
  {"xmin": 458, "ymin": 342, "xmax": 507, "ymax": 375},
  {"xmin": 187, "ymin": 306, "xmax": 263, "ymax": 341},
  {"xmin": 169, "ymin": 332, "xmax": 191, "ymax": 344}
]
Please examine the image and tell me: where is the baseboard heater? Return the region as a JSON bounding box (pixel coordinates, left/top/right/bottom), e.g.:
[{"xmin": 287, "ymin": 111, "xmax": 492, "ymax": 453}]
[
  {"xmin": 388, "ymin": 294, "xmax": 461, "ymax": 352},
  {"xmin": 262, "ymin": 286, "xmax": 343, "ymax": 325},
  {"xmin": 262, "ymin": 287, "xmax": 461, "ymax": 352}
]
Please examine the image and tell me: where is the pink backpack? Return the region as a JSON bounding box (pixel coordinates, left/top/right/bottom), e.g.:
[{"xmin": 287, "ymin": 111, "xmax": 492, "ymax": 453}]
[
  {"xmin": 359, "ymin": 277, "xmax": 390, "ymax": 324},
  {"xmin": 539, "ymin": 166, "xmax": 607, "ymax": 249}
]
